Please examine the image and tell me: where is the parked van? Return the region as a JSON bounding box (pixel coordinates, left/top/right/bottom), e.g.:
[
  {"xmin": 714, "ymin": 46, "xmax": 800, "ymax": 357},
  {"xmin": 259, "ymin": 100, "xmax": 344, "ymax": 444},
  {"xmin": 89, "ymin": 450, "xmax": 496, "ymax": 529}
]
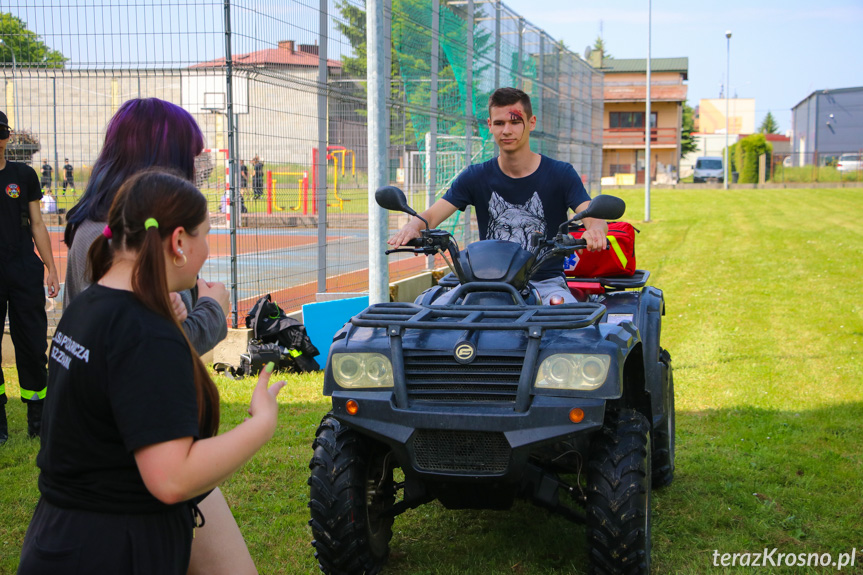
[{"xmin": 693, "ymin": 156, "xmax": 724, "ymax": 183}]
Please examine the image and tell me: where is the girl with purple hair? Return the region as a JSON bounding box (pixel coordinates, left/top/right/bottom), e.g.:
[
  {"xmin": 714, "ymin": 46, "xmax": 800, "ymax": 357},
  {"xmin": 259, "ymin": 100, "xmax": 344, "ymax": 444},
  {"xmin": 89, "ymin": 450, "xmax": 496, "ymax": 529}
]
[{"xmin": 61, "ymin": 98, "xmax": 258, "ymax": 574}]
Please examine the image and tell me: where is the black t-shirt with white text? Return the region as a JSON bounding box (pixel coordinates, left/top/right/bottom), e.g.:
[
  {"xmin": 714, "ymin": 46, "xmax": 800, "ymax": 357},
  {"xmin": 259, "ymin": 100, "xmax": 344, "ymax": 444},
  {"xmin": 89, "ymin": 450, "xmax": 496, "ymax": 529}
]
[
  {"xmin": 37, "ymin": 284, "xmax": 202, "ymax": 515},
  {"xmin": 0, "ymin": 161, "xmax": 41, "ymax": 257},
  {"xmin": 442, "ymin": 155, "xmax": 590, "ymax": 281}
]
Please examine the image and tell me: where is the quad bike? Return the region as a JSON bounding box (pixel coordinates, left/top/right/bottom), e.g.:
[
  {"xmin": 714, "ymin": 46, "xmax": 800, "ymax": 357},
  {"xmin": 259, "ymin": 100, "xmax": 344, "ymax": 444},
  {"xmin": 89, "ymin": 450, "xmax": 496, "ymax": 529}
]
[{"xmin": 309, "ymin": 186, "xmax": 674, "ymax": 575}]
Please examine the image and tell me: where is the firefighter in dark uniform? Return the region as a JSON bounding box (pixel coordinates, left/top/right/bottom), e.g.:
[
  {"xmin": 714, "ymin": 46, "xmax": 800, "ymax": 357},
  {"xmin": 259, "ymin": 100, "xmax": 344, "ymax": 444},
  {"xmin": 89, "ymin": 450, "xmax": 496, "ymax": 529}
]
[
  {"xmin": 40, "ymin": 160, "xmax": 52, "ymax": 192},
  {"xmin": 0, "ymin": 111, "xmax": 59, "ymax": 445},
  {"xmin": 62, "ymin": 158, "xmax": 75, "ymax": 195}
]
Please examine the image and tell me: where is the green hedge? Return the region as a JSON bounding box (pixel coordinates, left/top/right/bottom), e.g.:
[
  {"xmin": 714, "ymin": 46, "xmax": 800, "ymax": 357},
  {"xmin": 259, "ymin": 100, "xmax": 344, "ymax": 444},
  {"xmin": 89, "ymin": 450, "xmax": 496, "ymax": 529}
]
[{"xmin": 723, "ymin": 134, "xmax": 773, "ymax": 182}]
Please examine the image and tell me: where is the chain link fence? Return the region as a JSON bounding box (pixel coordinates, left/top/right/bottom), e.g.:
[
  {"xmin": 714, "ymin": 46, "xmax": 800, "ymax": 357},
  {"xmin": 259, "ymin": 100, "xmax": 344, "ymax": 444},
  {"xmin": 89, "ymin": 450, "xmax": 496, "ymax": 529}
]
[{"xmin": 2, "ymin": 0, "xmax": 602, "ymax": 326}]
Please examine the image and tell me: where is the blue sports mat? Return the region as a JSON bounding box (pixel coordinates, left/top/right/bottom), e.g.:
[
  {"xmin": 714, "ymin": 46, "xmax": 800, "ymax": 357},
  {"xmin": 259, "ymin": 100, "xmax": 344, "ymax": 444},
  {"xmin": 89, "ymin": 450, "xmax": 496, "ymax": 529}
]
[{"xmin": 302, "ymin": 296, "xmax": 369, "ymax": 368}]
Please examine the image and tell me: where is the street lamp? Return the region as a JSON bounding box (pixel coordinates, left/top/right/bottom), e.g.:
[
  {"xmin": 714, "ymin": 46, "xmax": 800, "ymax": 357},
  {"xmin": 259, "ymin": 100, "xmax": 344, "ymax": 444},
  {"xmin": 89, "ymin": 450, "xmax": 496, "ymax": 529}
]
[
  {"xmin": 0, "ymin": 38, "xmax": 22, "ymax": 131},
  {"xmin": 725, "ymin": 30, "xmax": 731, "ymax": 190}
]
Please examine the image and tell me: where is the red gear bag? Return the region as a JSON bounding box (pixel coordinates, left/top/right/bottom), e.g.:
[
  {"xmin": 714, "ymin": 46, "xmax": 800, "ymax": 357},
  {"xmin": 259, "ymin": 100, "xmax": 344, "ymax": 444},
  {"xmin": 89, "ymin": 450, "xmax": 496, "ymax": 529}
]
[{"xmin": 563, "ymin": 222, "xmax": 638, "ymax": 278}]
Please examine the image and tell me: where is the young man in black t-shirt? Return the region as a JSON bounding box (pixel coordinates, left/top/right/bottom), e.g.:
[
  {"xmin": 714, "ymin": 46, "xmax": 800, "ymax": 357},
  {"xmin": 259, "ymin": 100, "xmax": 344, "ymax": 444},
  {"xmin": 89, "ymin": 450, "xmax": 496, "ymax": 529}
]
[
  {"xmin": 240, "ymin": 159, "xmax": 249, "ymax": 197},
  {"xmin": 40, "ymin": 160, "xmax": 52, "ymax": 192},
  {"xmin": 389, "ymin": 87, "xmax": 608, "ymax": 304},
  {"xmin": 62, "ymin": 158, "xmax": 74, "ymax": 195},
  {"xmin": 0, "ymin": 112, "xmax": 60, "ymax": 444},
  {"xmin": 252, "ymin": 156, "xmax": 264, "ymax": 199}
]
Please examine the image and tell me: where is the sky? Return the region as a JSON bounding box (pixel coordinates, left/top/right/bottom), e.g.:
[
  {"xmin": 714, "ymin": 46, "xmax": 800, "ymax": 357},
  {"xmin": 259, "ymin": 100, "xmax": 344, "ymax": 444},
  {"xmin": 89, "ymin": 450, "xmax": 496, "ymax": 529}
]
[
  {"xmin": 7, "ymin": 0, "xmax": 863, "ymax": 135},
  {"xmin": 501, "ymin": 0, "xmax": 863, "ymax": 134}
]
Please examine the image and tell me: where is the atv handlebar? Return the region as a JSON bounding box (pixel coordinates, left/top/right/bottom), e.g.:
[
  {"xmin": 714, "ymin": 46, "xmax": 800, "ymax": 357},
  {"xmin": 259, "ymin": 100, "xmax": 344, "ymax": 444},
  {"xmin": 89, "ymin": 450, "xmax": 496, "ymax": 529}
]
[{"xmin": 384, "ymin": 237, "xmax": 426, "ymax": 255}]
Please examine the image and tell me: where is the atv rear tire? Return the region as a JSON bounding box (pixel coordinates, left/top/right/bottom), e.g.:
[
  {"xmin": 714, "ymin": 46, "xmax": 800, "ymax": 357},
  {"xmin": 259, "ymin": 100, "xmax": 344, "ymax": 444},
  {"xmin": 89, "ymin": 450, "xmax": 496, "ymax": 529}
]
[
  {"xmin": 308, "ymin": 414, "xmax": 396, "ymax": 575},
  {"xmin": 586, "ymin": 409, "xmax": 652, "ymax": 575},
  {"xmin": 651, "ymin": 348, "xmax": 675, "ymax": 488}
]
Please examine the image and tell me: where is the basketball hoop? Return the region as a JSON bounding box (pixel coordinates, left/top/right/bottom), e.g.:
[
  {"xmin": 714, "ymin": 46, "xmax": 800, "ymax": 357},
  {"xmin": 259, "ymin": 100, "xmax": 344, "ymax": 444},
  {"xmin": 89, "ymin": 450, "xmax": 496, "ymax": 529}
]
[{"xmin": 202, "ymin": 92, "xmax": 226, "ymax": 114}]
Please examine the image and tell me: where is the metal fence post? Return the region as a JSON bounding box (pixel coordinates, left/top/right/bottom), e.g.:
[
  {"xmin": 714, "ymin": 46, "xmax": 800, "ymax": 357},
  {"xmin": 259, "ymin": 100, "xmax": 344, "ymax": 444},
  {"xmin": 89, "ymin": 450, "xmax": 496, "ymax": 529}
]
[
  {"xmin": 537, "ymin": 32, "xmax": 544, "ymax": 156},
  {"xmin": 428, "ymin": 0, "xmax": 439, "ymax": 271},
  {"xmin": 493, "ymin": 1, "xmax": 500, "ymax": 157},
  {"xmin": 317, "ymin": 0, "xmax": 329, "ymax": 295},
  {"xmin": 368, "ymin": 0, "xmax": 390, "ymax": 304},
  {"xmin": 462, "ymin": 0, "xmax": 474, "ymax": 245},
  {"xmin": 223, "ymin": 0, "xmax": 239, "ymax": 328}
]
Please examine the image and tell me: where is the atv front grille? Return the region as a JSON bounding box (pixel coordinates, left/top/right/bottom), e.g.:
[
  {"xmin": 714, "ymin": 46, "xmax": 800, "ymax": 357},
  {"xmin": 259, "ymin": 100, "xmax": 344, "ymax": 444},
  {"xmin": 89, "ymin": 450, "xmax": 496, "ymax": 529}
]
[
  {"xmin": 403, "ymin": 350, "xmax": 524, "ymax": 404},
  {"xmin": 412, "ymin": 429, "xmax": 511, "ymax": 474}
]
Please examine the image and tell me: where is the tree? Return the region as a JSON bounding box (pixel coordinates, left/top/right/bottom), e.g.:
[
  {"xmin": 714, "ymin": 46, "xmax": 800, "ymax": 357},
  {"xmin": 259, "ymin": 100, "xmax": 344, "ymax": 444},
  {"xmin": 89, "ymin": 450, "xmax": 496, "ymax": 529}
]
[
  {"xmin": 334, "ymin": 0, "xmax": 495, "ymax": 148},
  {"xmin": 758, "ymin": 111, "xmax": 779, "ymax": 135},
  {"xmin": 680, "ymin": 101, "xmax": 697, "ymax": 157},
  {"xmin": 333, "ymin": 1, "xmax": 367, "ymax": 80},
  {"xmin": 592, "ymin": 36, "xmax": 611, "ymax": 59},
  {"xmin": 0, "ymin": 13, "xmax": 66, "ymax": 66}
]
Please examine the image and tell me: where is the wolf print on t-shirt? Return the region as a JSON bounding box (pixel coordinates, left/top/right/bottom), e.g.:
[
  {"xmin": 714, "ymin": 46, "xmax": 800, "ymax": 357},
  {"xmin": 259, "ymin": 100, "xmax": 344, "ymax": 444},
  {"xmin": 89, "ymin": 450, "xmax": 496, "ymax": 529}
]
[{"xmin": 487, "ymin": 191, "xmax": 546, "ymax": 250}]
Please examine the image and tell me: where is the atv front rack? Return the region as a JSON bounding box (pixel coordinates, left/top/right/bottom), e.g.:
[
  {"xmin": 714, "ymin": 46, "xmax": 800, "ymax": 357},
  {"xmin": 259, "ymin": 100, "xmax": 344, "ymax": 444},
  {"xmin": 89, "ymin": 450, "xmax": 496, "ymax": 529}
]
[{"xmin": 351, "ymin": 301, "xmax": 605, "ymax": 331}]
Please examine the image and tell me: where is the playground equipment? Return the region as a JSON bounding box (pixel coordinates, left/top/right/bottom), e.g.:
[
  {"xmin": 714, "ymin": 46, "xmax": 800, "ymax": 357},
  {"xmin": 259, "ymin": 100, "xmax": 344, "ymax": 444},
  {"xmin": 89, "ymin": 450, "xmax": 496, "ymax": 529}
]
[
  {"xmin": 266, "ymin": 170, "xmax": 309, "ymax": 214},
  {"xmin": 259, "ymin": 146, "xmax": 356, "ymax": 216},
  {"xmin": 311, "ymin": 145, "xmax": 357, "ymax": 213}
]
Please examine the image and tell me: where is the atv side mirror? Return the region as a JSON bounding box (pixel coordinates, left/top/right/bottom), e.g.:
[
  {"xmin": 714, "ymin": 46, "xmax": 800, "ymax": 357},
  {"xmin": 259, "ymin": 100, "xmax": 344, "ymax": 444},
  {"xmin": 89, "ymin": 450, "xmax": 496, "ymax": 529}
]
[
  {"xmin": 376, "ymin": 185, "xmax": 429, "ymax": 229},
  {"xmin": 560, "ymin": 195, "xmax": 626, "ymax": 233},
  {"xmin": 375, "ymin": 186, "xmax": 414, "ymax": 215}
]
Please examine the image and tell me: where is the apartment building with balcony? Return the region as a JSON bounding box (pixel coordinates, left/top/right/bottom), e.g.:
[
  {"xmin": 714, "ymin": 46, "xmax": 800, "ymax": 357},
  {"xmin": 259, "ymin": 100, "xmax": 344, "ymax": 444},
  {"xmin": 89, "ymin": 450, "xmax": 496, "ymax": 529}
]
[{"xmin": 597, "ymin": 56, "xmax": 689, "ymax": 184}]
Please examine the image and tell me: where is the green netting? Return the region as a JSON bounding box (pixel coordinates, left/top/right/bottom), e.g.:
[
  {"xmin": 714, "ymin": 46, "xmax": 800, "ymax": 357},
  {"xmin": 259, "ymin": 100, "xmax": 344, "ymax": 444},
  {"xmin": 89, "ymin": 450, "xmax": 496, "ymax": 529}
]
[{"xmin": 389, "ymin": 0, "xmax": 602, "ymax": 236}]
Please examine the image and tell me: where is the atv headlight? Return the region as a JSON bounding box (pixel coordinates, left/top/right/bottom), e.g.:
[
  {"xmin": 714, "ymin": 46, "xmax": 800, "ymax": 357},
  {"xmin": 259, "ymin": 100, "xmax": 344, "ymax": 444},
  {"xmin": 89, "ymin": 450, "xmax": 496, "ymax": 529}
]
[
  {"xmin": 332, "ymin": 353, "xmax": 394, "ymax": 388},
  {"xmin": 534, "ymin": 354, "xmax": 611, "ymax": 391}
]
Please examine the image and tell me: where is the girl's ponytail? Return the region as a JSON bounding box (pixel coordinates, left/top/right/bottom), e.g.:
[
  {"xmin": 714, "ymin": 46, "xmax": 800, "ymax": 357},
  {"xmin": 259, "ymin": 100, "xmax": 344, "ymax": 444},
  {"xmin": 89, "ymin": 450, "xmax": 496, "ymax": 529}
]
[
  {"xmin": 87, "ymin": 231, "xmax": 113, "ymax": 283},
  {"xmin": 86, "ymin": 169, "xmax": 220, "ymax": 438}
]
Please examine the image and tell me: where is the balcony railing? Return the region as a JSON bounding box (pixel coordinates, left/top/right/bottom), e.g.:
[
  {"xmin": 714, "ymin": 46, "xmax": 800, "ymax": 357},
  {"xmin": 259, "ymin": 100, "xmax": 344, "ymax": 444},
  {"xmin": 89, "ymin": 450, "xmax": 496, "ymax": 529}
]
[{"xmin": 603, "ymin": 127, "xmax": 678, "ymax": 147}]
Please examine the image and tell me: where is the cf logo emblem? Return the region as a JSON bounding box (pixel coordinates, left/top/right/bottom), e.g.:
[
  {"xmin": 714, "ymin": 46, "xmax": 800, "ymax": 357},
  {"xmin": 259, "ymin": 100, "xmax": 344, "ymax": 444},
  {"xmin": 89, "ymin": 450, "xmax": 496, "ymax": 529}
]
[{"xmin": 454, "ymin": 342, "xmax": 476, "ymax": 364}]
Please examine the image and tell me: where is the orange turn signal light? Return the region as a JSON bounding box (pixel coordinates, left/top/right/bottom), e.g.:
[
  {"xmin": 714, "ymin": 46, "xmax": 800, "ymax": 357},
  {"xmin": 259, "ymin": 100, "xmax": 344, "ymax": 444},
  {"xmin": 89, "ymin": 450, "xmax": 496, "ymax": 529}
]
[
  {"xmin": 569, "ymin": 408, "xmax": 585, "ymax": 423},
  {"xmin": 549, "ymin": 295, "xmax": 565, "ymax": 306},
  {"xmin": 346, "ymin": 399, "xmax": 359, "ymax": 415}
]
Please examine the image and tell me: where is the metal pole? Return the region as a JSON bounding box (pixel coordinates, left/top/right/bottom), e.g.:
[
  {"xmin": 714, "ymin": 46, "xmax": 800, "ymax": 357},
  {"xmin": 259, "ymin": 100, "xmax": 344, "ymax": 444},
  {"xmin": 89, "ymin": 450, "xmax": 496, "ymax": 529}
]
[
  {"xmin": 53, "ymin": 76, "xmax": 58, "ymax": 191},
  {"xmin": 223, "ymin": 0, "xmax": 239, "ymax": 328},
  {"xmin": 537, "ymin": 33, "xmax": 544, "ymax": 156},
  {"xmin": 644, "ymin": 0, "xmax": 651, "ymax": 222},
  {"xmin": 725, "ymin": 30, "xmax": 731, "ymax": 190},
  {"xmin": 368, "ymin": 0, "xmax": 390, "ymax": 304},
  {"xmin": 427, "ymin": 0, "xmax": 439, "ymax": 271},
  {"xmin": 493, "ymin": 0, "xmax": 501, "ymax": 156},
  {"xmin": 317, "ymin": 0, "xmax": 329, "ymax": 295},
  {"xmin": 517, "ymin": 17, "xmax": 524, "ymax": 88},
  {"xmin": 462, "ymin": 0, "xmax": 474, "ymax": 245}
]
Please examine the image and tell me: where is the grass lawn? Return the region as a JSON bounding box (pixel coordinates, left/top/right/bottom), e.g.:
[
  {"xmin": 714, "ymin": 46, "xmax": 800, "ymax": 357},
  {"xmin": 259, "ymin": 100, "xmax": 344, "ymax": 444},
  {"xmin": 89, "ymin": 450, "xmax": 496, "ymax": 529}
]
[{"xmin": 2, "ymin": 188, "xmax": 862, "ymax": 573}]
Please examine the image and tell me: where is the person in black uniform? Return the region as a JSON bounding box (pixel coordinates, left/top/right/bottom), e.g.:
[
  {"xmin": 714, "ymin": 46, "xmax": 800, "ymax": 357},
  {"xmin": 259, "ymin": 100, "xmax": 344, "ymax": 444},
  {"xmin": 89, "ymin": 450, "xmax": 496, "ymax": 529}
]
[
  {"xmin": 0, "ymin": 112, "xmax": 59, "ymax": 445},
  {"xmin": 239, "ymin": 159, "xmax": 249, "ymax": 198},
  {"xmin": 39, "ymin": 160, "xmax": 52, "ymax": 192},
  {"xmin": 62, "ymin": 158, "xmax": 74, "ymax": 195},
  {"xmin": 18, "ymin": 169, "xmax": 286, "ymax": 573},
  {"xmin": 252, "ymin": 155, "xmax": 264, "ymax": 200}
]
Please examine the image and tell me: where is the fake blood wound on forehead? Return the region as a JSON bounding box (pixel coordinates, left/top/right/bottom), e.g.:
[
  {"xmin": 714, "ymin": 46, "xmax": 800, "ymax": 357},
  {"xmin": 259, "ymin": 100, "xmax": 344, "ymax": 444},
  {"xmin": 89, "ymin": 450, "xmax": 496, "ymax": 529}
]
[{"xmin": 508, "ymin": 109, "xmax": 524, "ymax": 121}]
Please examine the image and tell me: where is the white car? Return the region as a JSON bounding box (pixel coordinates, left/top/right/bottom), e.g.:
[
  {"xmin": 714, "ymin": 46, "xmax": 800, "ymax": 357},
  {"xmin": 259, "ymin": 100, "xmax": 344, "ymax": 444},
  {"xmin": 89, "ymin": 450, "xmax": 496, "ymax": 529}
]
[{"xmin": 836, "ymin": 153, "xmax": 862, "ymax": 173}]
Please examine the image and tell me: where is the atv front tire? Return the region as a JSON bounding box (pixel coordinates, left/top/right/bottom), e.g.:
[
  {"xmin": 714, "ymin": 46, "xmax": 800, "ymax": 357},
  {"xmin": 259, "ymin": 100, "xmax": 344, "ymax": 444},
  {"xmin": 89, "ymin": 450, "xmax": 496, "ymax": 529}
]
[
  {"xmin": 308, "ymin": 414, "xmax": 395, "ymax": 575},
  {"xmin": 586, "ymin": 409, "xmax": 652, "ymax": 575}
]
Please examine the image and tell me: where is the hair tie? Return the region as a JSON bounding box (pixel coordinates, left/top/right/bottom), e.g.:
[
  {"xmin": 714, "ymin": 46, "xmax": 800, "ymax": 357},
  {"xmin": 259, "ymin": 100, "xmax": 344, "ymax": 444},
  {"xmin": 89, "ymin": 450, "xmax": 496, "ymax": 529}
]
[
  {"xmin": 102, "ymin": 225, "xmax": 113, "ymax": 239},
  {"xmin": 144, "ymin": 218, "xmax": 159, "ymax": 230}
]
